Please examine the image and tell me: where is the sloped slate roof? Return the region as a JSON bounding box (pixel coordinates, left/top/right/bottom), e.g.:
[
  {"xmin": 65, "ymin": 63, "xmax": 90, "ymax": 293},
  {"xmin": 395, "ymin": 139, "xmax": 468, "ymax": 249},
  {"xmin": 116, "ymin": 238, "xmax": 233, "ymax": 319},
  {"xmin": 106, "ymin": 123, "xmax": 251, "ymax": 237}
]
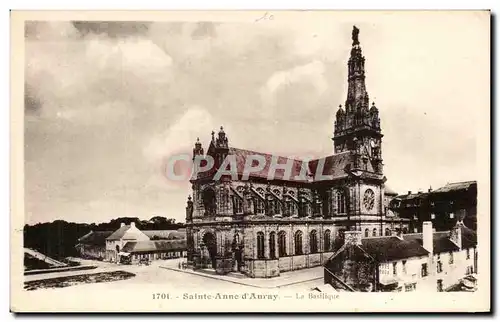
[
  {"xmin": 402, "ymin": 232, "xmax": 458, "ymax": 253},
  {"xmin": 461, "ymin": 226, "xmax": 477, "ymax": 249},
  {"xmin": 384, "ymin": 185, "xmax": 398, "ymax": 196},
  {"xmin": 402, "ymin": 227, "xmax": 477, "ymax": 252},
  {"xmin": 360, "ymin": 236, "xmax": 429, "ymax": 261},
  {"xmin": 308, "ymin": 151, "xmax": 352, "ymax": 181},
  {"xmin": 433, "ymin": 181, "xmax": 477, "ymax": 193},
  {"xmin": 143, "ymin": 230, "xmax": 186, "ymax": 240},
  {"xmin": 106, "ymin": 225, "xmax": 131, "ymax": 241},
  {"xmin": 122, "ymin": 239, "xmax": 187, "ymax": 253},
  {"xmin": 78, "ymin": 231, "xmax": 113, "ymax": 245},
  {"xmin": 228, "ymin": 147, "xmax": 308, "ymax": 182},
  {"xmin": 395, "ymin": 192, "xmax": 429, "ymax": 201},
  {"xmin": 195, "ymin": 145, "xmax": 355, "ymax": 183}
]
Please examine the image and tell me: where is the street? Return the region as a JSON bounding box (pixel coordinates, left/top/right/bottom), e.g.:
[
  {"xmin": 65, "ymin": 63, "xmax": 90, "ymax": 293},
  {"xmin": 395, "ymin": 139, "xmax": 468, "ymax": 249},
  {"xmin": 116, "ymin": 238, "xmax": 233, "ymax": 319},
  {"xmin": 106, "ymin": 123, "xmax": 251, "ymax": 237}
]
[{"xmin": 26, "ymin": 257, "xmax": 324, "ymax": 293}]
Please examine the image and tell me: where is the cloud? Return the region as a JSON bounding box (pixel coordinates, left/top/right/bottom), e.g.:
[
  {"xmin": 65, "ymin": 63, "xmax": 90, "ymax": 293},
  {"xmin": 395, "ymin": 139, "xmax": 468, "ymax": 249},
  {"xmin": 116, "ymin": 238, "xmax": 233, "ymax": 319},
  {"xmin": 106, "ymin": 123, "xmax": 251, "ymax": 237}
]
[
  {"xmin": 23, "ymin": 16, "xmax": 486, "ymax": 224},
  {"xmin": 25, "ymin": 21, "xmax": 79, "ymax": 40},
  {"xmin": 142, "ymin": 106, "xmax": 215, "ymax": 192},
  {"xmin": 144, "ymin": 106, "xmax": 214, "ymax": 162},
  {"xmin": 263, "ymin": 60, "xmax": 327, "ymax": 94},
  {"xmin": 25, "ymin": 21, "xmax": 174, "ymax": 124},
  {"xmin": 71, "ymin": 21, "xmax": 151, "ymax": 38},
  {"xmin": 259, "ymin": 60, "xmax": 329, "ymax": 121}
]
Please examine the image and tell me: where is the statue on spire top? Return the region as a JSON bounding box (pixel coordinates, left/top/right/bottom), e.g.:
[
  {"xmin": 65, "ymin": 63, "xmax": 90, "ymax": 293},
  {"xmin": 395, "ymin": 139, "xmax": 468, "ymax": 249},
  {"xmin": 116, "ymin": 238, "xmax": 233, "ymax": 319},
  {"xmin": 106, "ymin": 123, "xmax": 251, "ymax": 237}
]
[{"xmin": 352, "ymin": 25, "xmax": 360, "ymax": 46}]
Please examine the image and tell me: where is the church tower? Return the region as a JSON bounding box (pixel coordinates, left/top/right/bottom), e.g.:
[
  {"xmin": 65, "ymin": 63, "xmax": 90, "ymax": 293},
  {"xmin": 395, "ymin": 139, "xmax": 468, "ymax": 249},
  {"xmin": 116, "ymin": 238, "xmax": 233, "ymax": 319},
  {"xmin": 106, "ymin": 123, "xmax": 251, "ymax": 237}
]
[{"xmin": 333, "ymin": 26, "xmax": 383, "ymax": 175}]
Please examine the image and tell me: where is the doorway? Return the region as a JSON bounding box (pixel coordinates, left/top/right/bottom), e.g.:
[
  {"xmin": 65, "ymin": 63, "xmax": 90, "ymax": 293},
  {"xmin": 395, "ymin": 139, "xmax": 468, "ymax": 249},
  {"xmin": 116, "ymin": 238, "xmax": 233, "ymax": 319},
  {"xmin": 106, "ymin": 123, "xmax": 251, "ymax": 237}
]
[{"xmin": 202, "ymin": 232, "xmax": 217, "ymax": 268}]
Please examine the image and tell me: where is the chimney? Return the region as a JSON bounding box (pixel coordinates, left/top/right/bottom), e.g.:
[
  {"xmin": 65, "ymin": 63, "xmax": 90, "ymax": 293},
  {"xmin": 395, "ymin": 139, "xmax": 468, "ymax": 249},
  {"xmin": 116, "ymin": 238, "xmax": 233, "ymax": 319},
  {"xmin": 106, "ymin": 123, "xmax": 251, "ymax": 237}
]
[
  {"xmin": 344, "ymin": 231, "xmax": 362, "ymax": 246},
  {"xmin": 131, "ymin": 222, "xmax": 136, "ymax": 228},
  {"xmin": 120, "ymin": 223, "xmax": 125, "ymax": 227},
  {"xmin": 422, "ymin": 221, "xmax": 433, "ymax": 254},
  {"xmin": 408, "ymin": 191, "xmax": 412, "ymax": 195},
  {"xmin": 428, "ymin": 186, "xmax": 433, "ymax": 193},
  {"xmin": 449, "ymin": 221, "xmax": 463, "ymax": 250}
]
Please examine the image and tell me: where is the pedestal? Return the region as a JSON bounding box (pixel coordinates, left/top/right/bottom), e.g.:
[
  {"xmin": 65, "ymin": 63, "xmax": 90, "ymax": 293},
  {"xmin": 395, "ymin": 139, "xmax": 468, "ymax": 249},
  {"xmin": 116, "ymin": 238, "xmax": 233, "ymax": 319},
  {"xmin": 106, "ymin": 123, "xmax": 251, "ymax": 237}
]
[{"xmin": 215, "ymin": 256, "xmax": 233, "ymax": 275}]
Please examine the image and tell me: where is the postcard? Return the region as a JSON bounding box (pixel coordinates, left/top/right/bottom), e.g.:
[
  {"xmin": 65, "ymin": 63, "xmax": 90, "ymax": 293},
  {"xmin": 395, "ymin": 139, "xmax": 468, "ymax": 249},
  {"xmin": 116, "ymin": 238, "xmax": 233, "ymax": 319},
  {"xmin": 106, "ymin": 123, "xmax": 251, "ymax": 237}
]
[{"xmin": 11, "ymin": 10, "xmax": 491, "ymax": 313}]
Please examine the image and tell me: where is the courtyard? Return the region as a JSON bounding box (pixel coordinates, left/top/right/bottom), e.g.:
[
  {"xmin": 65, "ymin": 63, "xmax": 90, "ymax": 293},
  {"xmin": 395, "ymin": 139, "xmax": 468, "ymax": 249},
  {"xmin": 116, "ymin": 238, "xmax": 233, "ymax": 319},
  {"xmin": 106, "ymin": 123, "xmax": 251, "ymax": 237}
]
[{"xmin": 25, "ymin": 257, "xmax": 325, "ymax": 294}]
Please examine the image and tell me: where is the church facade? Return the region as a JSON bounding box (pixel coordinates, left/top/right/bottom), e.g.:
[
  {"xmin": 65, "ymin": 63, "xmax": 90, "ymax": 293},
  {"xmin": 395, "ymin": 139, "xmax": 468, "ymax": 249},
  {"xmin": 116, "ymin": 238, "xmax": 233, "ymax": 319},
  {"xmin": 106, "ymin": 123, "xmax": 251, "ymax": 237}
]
[{"xmin": 185, "ymin": 26, "xmax": 409, "ymax": 278}]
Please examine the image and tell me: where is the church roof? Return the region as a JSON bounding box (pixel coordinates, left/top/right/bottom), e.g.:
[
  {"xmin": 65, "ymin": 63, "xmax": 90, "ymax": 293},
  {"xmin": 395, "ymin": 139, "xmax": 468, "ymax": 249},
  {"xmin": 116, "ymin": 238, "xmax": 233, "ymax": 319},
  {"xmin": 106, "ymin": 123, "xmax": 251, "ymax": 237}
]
[
  {"xmin": 308, "ymin": 152, "xmax": 352, "ymax": 181},
  {"xmin": 195, "ymin": 145, "xmax": 357, "ymax": 183},
  {"xmin": 228, "ymin": 147, "xmax": 309, "ymax": 182}
]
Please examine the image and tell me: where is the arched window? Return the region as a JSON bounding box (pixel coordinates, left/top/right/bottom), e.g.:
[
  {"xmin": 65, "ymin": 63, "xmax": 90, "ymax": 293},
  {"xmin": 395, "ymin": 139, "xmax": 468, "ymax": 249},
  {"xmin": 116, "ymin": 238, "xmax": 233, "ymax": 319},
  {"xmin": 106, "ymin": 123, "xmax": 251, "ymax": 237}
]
[
  {"xmin": 313, "ymin": 191, "xmax": 322, "ymax": 215},
  {"xmin": 324, "ymin": 230, "xmax": 331, "ymax": 252},
  {"xmin": 255, "ymin": 199, "xmax": 265, "ymax": 214},
  {"xmin": 372, "ymin": 228, "xmax": 377, "ymax": 237},
  {"xmin": 337, "ymin": 191, "xmax": 346, "ymax": 213},
  {"xmin": 301, "ymin": 202, "xmax": 310, "ymax": 217},
  {"xmin": 385, "ymin": 228, "xmax": 391, "ymax": 236},
  {"xmin": 294, "ymin": 231, "xmax": 303, "ymax": 255},
  {"xmin": 287, "ymin": 200, "xmax": 296, "ymax": 216},
  {"xmin": 274, "ymin": 200, "xmax": 281, "ymax": 215},
  {"xmin": 278, "ymin": 231, "xmax": 287, "ymax": 257},
  {"xmin": 364, "ymin": 228, "xmax": 369, "ymax": 237},
  {"xmin": 202, "ymin": 188, "xmax": 217, "ymax": 216},
  {"xmin": 256, "ymin": 232, "xmax": 265, "ymax": 259},
  {"xmin": 233, "ymin": 196, "xmax": 243, "ymax": 214},
  {"xmin": 269, "ymin": 232, "xmax": 276, "ymax": 259},
  {"xmin": 309, "ymin": 230, "xmax": 318, "ymax": 253}
]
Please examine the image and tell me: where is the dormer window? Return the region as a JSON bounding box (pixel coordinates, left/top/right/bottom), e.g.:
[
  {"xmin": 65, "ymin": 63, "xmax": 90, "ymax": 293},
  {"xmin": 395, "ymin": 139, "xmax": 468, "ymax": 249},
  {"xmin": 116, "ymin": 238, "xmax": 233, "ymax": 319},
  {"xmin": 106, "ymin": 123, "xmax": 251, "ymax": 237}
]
[
  {"xmin": 255, "ymin": 199, "xmax": 265, "ymax": 214},
  {"xmin": 273, "ymin": 199, "xmax": 281, "ymax": 215},
  {"xmin": 233, "ymin": 196, "xmax": 243, "ymax": 214}
]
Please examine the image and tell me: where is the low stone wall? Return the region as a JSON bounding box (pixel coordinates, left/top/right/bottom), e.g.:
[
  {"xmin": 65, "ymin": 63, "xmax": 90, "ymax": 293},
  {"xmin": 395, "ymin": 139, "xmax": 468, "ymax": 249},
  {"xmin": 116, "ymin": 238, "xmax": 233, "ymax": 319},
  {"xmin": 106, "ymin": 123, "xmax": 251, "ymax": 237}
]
[
  {"xmin": 279, "ymin": 257, "xmax": 292, "ymax": 272},
  {"xmin": 253, "ymin": 259, "xmax": 279, "ymax": 278}
]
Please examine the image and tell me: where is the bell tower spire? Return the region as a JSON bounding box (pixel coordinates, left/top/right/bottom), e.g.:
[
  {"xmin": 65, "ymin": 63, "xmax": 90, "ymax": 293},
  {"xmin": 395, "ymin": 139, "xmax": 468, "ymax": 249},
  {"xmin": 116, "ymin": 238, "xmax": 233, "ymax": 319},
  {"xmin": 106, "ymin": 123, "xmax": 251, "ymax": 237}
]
[
  {"xmin": 346, "ymin": 25, "xmax": 369, "ymax": 114},
  {"xmin": 333, "ymin": 26, "xmax": 383, "ymax": 175}
]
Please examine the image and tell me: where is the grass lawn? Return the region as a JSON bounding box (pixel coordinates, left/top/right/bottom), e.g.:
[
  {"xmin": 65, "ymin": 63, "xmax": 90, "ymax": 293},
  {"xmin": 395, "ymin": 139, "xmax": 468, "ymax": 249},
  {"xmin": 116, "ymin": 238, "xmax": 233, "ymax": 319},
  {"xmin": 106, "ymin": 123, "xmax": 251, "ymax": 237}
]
[{"xmin": 25, "ymin": 270, "xmax": 136, "ymax": 291}]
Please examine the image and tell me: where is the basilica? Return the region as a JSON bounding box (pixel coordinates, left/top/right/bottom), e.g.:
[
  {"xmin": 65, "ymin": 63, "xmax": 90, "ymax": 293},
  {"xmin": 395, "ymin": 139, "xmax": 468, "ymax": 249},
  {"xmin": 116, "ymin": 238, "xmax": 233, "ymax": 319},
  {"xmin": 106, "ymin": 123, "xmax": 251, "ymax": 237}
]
[{"xmin": 185, "ymin": 26, "xmax": 409, "ymax": 278}]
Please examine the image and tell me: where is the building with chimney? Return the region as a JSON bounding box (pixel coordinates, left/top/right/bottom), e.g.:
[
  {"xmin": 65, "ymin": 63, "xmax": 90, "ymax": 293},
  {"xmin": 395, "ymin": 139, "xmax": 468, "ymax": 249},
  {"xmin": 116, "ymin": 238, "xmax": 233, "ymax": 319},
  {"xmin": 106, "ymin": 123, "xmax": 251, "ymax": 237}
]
[
  {"xmin": 185, "ymin": 26, "xmax": 409, "ymax": 278},
  {"xmin": 97, "ymin": 222, "xmax": 187, "ymax": 263},
  {"xmin": 389, "ymin": 181, "xmax": 477, "ymax": 233},
  {"xmin": 324, "ymin": 221, "xmax": 477, "ymax": 292}
]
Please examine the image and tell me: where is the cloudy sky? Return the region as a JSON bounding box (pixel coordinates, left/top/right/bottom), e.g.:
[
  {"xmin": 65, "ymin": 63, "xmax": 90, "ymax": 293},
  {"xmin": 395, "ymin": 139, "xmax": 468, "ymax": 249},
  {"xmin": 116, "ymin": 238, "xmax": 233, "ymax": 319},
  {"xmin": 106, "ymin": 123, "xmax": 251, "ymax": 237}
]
[{"xmin": 24, "ymin": 12, "xmax": 489, "ymax": 225}]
